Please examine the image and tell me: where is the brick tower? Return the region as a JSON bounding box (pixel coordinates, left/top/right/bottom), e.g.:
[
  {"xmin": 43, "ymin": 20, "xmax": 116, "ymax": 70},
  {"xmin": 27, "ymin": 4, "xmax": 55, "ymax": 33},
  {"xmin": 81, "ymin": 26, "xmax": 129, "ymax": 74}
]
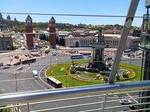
[
  {"xmin": 49, "ymin": 16, "xmax": 56, "ymax": 49},
  {"xmin": 25, "ymin": 15, "xmax": 33, "ymax": 50}
]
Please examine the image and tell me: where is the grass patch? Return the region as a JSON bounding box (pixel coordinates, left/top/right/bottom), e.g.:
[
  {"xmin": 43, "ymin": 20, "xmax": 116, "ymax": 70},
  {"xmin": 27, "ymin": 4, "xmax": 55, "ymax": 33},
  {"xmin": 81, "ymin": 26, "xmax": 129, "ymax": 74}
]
[
  {"xmin": 120, "ymin": 63, "xmax": 142, "ymax": 81},
  {"xmin": 46, "ymin": 59, "xmax": 142, "ymax": 87}
]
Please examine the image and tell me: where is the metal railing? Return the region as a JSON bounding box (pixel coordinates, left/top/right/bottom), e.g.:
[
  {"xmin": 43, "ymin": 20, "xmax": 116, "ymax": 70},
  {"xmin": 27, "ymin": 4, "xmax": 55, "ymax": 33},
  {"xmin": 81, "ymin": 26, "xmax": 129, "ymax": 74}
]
[{"xmin": 0, "ymin": 81, "xmax": 150, "ymax": 112}]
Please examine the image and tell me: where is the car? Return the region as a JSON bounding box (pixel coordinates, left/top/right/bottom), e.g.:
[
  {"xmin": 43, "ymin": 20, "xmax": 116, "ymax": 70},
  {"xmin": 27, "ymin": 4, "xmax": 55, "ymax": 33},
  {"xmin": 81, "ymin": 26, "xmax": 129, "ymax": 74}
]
[
  {"xmin": 17, "ymin": 66, "xmax": 23, "ymax": 70},
  {"xmin": 52, "ymin": 52, "xmax": 57, "ymax": 56},
  {"xmin": 20, "ymin": 47, "xmax": 26, "ymax": 50},
  {"xmin": 32, "ymin": 70, "xmax": 39, "ymax": 79},
  {"xmin": 119, "ymin": 98, "xmax": 132, "ymax": 105},
  {"xmin": 129, "ymin": 104, "xmax": 143, "ymax": 110}
]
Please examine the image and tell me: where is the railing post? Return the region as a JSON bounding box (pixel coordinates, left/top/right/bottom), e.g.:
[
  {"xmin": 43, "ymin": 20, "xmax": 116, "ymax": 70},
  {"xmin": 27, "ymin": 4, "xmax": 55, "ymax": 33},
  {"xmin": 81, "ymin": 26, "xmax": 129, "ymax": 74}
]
[
  {"xmin": 14, "ymin": 104, "xmax": 20, "ymax": 112},
  {"xmin": 102, "ymin": 94, "xmax": 107, "ymax": 112},
  {"xmin": 27, "ymin": 102, "xmax": 30, "ymax": 112}
]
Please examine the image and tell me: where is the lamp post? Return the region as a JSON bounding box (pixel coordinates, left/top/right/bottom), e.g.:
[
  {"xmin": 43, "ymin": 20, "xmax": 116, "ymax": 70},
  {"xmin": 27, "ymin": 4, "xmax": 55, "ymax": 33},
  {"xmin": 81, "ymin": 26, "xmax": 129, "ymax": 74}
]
[{"xmin": 15, "ymin": 73, "xmax": 18, "ymax": 92}]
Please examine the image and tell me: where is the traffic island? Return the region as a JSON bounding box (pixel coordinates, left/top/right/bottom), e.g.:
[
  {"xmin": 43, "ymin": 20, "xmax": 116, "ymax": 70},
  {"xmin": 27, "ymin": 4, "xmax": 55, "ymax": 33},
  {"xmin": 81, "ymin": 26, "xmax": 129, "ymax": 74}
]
[{"xmin": 45, "ymin": 59, "xmax": 140, "ymax": 88}]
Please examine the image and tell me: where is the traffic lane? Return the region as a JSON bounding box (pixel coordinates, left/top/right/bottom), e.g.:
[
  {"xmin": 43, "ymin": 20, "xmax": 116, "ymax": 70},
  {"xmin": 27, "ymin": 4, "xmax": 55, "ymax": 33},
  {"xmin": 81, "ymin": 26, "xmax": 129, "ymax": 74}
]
[
  {"xmin": 0, "ymin": 77, "xmax": 47, "ymax": 93},
  {"xmin": 17, "ymin": 78, "xmax": 47, "ymax": 92},
  {"xmin": 0, "ymin": 72, "xmax": 15, "ymax": 80},
  {"xmin": 0, "ymin": 72, "xmax": 48, "ymax": 93},
  {"xmin": 0, "ymin": 58, "xmax": 51, "ymax": 93},
  {"xmin": 0, "ymin": 80, "xmax": 16, "ymax": 93},
  {"xmin": 21, "ymin": 95, "xmax": 104, "ymax": 112},
  {"xmin": 21, "ymin": 94, "xmax": 128, "ymax": 112},
  {"xmin": 0, "ymin": 54, "xmax": 70, "ymax": 93},
  {"xmin": 121, "ymin": 57, "xmax": 142, "ymax": 66}
]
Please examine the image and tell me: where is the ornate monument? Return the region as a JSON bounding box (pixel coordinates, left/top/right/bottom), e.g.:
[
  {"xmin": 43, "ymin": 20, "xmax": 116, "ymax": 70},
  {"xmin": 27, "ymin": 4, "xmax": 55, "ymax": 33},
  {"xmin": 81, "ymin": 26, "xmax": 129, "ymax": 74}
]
[{"xmin": 88, "ymin": 30, "xmax": 108, "ymax": 71}]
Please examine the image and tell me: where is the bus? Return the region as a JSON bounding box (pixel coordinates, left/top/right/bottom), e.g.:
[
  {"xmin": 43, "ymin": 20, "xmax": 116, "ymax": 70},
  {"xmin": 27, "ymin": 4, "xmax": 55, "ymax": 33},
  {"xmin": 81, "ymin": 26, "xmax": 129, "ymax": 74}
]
[
  {"xmin": 47, "ymin": 76, "xmax": 62, "ymax": 88},
  {"xmin": 22, "ymin": 58, "xmax": 36, "ymax": 64},
  {"xmin": 70, "ymin": 54, "xmax": 84, "ymax": 59}
]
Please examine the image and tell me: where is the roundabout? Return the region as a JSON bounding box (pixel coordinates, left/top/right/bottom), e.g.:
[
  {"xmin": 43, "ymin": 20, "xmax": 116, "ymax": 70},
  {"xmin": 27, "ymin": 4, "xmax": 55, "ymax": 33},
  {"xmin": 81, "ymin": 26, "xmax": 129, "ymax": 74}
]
[{"xmin": 45, "ymin": 59, "xmax": 140, "ymax": 87}]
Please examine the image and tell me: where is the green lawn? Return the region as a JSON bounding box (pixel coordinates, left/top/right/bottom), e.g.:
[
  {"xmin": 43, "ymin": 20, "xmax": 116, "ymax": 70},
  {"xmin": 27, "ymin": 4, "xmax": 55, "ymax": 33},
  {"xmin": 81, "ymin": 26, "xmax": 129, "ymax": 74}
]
[
  {"xmin": 120, "ymin": 63, "xmax": 142, "ymax": 81},
  {"xmin": 46, "ymin": 59, "xmax": 142, "ymax": 87}
]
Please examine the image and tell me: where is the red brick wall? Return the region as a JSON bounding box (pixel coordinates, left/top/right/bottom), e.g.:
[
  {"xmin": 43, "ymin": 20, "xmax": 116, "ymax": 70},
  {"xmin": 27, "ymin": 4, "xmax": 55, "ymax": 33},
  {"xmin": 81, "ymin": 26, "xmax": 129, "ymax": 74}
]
[
  {"xmin": 26, "ymin": 24, "xmax": 33, "ymax": 50},
  {"xmin": 49, "ymin": 22, "xmax": 56, "ymax": 49}
]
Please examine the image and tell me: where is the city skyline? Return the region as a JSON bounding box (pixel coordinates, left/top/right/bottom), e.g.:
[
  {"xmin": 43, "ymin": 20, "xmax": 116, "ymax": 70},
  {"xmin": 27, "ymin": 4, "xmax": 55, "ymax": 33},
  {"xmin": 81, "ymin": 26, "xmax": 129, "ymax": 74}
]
[{"xmin": 0, "ymin": 0, "xmax": 145, "ymax": 26}]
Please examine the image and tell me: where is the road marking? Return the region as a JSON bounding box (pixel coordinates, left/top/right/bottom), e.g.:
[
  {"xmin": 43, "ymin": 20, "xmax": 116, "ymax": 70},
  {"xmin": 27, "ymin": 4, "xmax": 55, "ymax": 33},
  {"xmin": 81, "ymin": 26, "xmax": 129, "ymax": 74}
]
[
  {"xmin": 30, "ymin": 101, "xmax": 103, "ymax": 112},
  {"xmin": 38, "ymin": 65, "xmax": 53, "ymax": 88},
  {"xmin": 30, "ymin": 94, "xmax": 104, "ymax": 105}
]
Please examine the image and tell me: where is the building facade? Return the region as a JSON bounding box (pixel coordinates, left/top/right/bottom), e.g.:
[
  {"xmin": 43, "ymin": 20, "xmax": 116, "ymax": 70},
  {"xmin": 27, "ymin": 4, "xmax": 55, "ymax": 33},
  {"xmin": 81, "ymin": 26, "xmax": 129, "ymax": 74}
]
[
  {"xmin": 0, "ymin": 34, "xmax": 13, "ymax": 50},
  {"xmin": 104, "ymin": 34, "xmax": 140, "ymax": 49},
  {"xmin": 64, "ymin": 34, "xmax": 140, "ymax": 49},
  {"xmin": 25, "ymin": 15, "xmax": 33, "ymax": 50},
  {"xmin": 65, "ymin": 35, "xmax": 96, "ymax": 47}
]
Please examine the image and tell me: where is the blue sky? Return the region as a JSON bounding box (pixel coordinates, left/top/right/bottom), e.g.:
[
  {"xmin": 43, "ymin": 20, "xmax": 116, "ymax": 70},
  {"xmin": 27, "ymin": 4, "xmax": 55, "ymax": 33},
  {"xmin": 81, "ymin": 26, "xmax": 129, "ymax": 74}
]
[{"xmin": 0, "ymin": 0, "xmax": 145, "ymax": 26}]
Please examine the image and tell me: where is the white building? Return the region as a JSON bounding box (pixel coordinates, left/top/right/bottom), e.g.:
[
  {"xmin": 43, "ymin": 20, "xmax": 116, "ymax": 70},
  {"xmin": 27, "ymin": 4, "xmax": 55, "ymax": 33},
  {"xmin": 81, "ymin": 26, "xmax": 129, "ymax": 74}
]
[
  {"xmin": 65, "ymin": 35, "xmax": 96, "ymax": 47},
  {"xmin": 64, "ymin": 34, "xmax": 140, "ymax": 49}
]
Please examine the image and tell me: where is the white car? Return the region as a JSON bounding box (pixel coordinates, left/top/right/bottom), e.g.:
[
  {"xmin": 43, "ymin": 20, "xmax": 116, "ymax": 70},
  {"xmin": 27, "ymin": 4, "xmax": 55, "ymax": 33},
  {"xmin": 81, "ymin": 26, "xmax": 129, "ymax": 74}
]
[
  {"xmin": 17, "ymin": 66, "xmax": 23, "ymax": 70},
  {"xmin": 32, "ymin": 70, "xmax": 39, "ymax": 79},
  {"xmin": 119, "ymin": 98, "xmax": 132, "ymax": 105}
]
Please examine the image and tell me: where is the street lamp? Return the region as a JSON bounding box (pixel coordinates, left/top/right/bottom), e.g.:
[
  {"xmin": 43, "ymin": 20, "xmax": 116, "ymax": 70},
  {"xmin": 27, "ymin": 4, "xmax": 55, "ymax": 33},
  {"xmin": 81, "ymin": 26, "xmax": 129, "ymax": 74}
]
[{"xmin": 15, "ymin": 73, "xmax": 18, "ymax": 92}]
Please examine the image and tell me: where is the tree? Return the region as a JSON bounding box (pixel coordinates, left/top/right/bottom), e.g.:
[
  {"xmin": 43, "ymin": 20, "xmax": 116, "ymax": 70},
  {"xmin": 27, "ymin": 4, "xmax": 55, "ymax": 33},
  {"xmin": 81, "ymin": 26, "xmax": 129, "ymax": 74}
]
[
  {"xmin": 14, "ymin": 18, "xmax": 18, "ymax": 22},
  {"xmin": 132, "ymin": 29, "xmax": 141, "ymax": 37},
  {"xmin": 7, "ymin": 15, "xmax": 11, "ymax": 21},
  {"xmin": 0, "ymin": 13, "xmax": 3, "ymax": 20}
]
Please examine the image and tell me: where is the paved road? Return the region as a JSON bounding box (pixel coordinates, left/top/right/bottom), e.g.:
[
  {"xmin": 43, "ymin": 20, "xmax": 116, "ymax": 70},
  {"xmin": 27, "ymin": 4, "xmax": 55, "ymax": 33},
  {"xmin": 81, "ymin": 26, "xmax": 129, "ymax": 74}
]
[
  {"xmin": 0, "ymin": 50, "xmax": 140, "ymax": 111},
  {"xmin": 0, "ymin": 52, "xmax": 70, "ymax": 93},
  {"xmin": 19, "ymin": 92, "xmax": 133, "ymax": 112},
  {"xmin": 121, "ymin": 57, "xmax": 142, "ymax": 66}
]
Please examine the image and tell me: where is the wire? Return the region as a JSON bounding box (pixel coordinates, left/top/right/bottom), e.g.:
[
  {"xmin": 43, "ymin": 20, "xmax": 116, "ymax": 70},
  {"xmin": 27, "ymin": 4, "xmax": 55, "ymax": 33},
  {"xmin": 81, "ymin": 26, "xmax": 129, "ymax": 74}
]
[{"xmin": 1, "ymin": 12, "xmax": 143, "ymax": 18}]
